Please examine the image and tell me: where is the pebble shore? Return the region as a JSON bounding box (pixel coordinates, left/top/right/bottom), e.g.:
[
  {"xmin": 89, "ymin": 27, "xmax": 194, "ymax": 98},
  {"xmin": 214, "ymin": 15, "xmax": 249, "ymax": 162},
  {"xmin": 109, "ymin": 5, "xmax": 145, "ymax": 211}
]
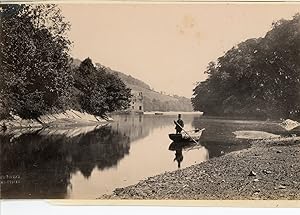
[{"xmin": 100, "ymin": 138, "xmax": 300, "ymax": 200}]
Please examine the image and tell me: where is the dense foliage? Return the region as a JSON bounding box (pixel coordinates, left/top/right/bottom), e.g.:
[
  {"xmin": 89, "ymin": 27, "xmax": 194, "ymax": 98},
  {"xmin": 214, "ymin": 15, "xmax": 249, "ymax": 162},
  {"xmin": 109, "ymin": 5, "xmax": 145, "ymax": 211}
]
[
  {"xmin": 143, "ymin": 96, "xmax": 193, "ymax": 112},
  {"xmin": 0, "ymin": 4, "xmax": 73, "ymax": 119},
  {"xmin": 192, "ymin": 14, "xmax": 300, "ymax": 119},
  {"xmin": 72, "ymin": 58, "xmax": 132, "ymax": 116},
  {"xmin": 0, "ymin": 4, "xmax": 132, "ymax": 119}
]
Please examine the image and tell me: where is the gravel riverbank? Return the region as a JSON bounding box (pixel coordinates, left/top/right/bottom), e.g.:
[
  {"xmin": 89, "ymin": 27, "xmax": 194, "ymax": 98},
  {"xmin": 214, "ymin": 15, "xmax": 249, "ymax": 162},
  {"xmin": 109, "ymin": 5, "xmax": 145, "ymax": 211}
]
[{"xmin": 100, "ymin": 138, "xmax": 300, "ymax": 200}]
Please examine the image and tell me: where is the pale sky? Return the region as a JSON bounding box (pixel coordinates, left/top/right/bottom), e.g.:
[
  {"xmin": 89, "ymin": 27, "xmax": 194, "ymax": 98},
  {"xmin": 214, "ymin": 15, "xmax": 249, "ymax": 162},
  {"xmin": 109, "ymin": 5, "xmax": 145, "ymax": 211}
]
[{"xmin": 60, "ymin": 3, "xmax": 300, "ymax": 98}]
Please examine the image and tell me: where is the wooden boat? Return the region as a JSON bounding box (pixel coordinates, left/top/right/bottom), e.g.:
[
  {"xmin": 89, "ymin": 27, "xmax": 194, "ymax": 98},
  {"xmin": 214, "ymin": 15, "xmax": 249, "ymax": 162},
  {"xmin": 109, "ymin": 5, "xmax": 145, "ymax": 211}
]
[
  {"xmin": 168, "ymin": 128, "xmax": 205, "ymax": 142},
  {"xmin": 154, "ymin": 112, "xmax": 163, "ymax": 115}
]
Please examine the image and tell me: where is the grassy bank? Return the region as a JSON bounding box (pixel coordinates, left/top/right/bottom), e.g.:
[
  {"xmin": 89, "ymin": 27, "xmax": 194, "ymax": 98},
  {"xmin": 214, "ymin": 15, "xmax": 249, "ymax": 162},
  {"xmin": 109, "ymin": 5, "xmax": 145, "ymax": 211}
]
[{"xmin": 101, "ymin": 137, "xmax": 300, "ymax": 200}]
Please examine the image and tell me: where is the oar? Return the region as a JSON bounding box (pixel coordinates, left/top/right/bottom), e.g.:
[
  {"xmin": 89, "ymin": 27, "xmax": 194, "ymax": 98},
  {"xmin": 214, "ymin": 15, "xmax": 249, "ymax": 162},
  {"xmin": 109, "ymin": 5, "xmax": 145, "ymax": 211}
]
[{"xmin": 174, "ymin": 120, "xmax": 199, "ymax": 145}]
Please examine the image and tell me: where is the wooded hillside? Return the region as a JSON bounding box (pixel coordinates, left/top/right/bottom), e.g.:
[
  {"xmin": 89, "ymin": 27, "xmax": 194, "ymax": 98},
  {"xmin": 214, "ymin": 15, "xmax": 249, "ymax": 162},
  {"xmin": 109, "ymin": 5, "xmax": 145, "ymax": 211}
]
[{"xmin": 192, "ymin": 14, "xmax": 300, "ymax": 119}]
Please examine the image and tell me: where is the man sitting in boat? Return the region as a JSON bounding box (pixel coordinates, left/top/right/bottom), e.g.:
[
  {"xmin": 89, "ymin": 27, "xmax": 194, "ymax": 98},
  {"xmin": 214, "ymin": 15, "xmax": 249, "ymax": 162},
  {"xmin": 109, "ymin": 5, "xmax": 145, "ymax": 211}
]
[{"xmin": 174, "ymin": 114, "xmax": 184, "ymax": 134}]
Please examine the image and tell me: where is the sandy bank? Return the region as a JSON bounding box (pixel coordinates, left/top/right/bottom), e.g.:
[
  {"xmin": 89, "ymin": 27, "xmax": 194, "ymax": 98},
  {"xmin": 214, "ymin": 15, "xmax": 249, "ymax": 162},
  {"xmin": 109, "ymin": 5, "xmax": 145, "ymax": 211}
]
[{"xmin": 101, "ymin": 138, "xmax": 300, "ymax": 200}]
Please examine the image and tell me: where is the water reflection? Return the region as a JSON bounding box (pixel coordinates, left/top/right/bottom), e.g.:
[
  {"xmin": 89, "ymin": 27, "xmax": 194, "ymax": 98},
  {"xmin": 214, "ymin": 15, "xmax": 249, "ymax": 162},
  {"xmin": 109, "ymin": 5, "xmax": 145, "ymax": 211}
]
[
  {"xmin": 0, "ymin": 125, "xmax": 131, "ymax": 198},
  {"xmin": 2, "ymin": 114, "xmax": 286, "ymax": 199},
  {"xmin": 1, "ymin": 114, "xmax": 197, "ymax": 199},
  {"xmin": 174, "ymin": 149, "xmax": 183, "ymax": 168},
  {"xmin": 191, "ymin": 117, "xmax": 300, "ymax": 158},
  {"xmin": 168, "ymin": 142, "xmax": 186, "ymax": 168},
  {"xmin": 111, "ymin": 114, "xmax": 175, "ymax": 142}
]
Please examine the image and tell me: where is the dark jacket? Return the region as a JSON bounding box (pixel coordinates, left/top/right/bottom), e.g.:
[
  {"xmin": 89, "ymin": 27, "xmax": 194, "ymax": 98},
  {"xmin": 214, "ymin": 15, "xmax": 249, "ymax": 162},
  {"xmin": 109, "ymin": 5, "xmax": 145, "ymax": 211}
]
[{"xmin": 175, "ymin": 119, "xmax": 184, "ymax": 132}]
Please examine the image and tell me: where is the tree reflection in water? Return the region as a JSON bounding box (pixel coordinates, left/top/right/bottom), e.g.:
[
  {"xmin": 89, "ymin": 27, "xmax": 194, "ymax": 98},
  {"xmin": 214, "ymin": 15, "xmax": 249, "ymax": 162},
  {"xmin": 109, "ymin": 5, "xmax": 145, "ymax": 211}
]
[
  {"xmin": 0, "ymin": 125, "xmax": 130, "ymax": 199},
  {"xmin": 0, "ymin": 114, "xmax": 181, "ymax": 199}
]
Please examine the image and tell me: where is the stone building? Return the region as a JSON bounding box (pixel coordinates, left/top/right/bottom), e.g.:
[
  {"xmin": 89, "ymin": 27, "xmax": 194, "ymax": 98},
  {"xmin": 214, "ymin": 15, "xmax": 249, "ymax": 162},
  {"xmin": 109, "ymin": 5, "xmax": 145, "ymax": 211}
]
[{"xmin": 129, "ymin": 91, "xmax": 144, "ymax": 113}]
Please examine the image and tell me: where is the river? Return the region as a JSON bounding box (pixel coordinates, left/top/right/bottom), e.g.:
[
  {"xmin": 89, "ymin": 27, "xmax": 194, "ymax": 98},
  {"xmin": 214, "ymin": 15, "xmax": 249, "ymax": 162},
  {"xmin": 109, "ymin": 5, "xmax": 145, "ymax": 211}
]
[{"xmin": 0, "ymin": 113, "xmax": 290, "ymax": 199}]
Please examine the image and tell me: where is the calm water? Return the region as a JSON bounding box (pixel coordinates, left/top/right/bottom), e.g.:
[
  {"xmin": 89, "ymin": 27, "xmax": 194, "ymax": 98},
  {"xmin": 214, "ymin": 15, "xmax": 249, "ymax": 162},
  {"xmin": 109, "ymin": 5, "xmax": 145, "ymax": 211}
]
[{"xmin": 0, "ymin": 114, "xmax": 292, "ymax": 199}]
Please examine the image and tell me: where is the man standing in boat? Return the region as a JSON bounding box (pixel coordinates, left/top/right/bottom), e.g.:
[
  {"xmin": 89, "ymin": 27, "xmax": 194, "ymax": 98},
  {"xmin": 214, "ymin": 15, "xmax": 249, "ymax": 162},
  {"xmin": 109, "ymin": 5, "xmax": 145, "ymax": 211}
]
[{"xmin": 174, "ymin": 114, "xmax": 184, "ymax": 134}]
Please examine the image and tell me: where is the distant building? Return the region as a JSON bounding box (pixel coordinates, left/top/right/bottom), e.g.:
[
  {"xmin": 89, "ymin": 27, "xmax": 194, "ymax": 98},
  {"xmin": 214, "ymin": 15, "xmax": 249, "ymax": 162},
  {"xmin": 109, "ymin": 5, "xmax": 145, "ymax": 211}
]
[{"xmin": 129, "ymin": 91, "xmax": 144, "ymax": 113}]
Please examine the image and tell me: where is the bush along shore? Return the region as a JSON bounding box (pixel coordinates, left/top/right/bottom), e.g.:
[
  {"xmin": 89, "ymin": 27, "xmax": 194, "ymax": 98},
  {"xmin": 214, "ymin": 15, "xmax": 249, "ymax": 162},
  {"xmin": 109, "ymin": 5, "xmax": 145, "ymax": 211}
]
[
  {"xmin": 0, "ymin": 109, "xmax": 112, "ymax": 131},
  {"xmin": 101, "ymin": 137, "xmax": 300, "ymax": 200}
]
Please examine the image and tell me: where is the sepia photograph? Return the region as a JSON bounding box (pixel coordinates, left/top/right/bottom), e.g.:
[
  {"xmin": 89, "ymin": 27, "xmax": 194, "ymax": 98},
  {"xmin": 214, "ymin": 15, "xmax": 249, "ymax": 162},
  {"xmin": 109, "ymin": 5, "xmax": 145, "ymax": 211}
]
[{"xmin": 1, "ymin": 1, "xmax": 300, "ymax": 204}]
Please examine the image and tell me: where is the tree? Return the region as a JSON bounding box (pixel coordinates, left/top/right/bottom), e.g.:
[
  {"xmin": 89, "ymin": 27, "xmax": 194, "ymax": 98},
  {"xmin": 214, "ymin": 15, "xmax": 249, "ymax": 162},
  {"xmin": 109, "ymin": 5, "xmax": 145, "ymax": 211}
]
[
  {"xmin": 73, "ymin": 58, "xmax": 132, "ymax": 116},
  {"xmin": 0, "ymin": 4, "xmax": 73, "ymax": 119},
  {"xmin": 192, "ymin": 13, "xmax": 300, "ymax": 119}
]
